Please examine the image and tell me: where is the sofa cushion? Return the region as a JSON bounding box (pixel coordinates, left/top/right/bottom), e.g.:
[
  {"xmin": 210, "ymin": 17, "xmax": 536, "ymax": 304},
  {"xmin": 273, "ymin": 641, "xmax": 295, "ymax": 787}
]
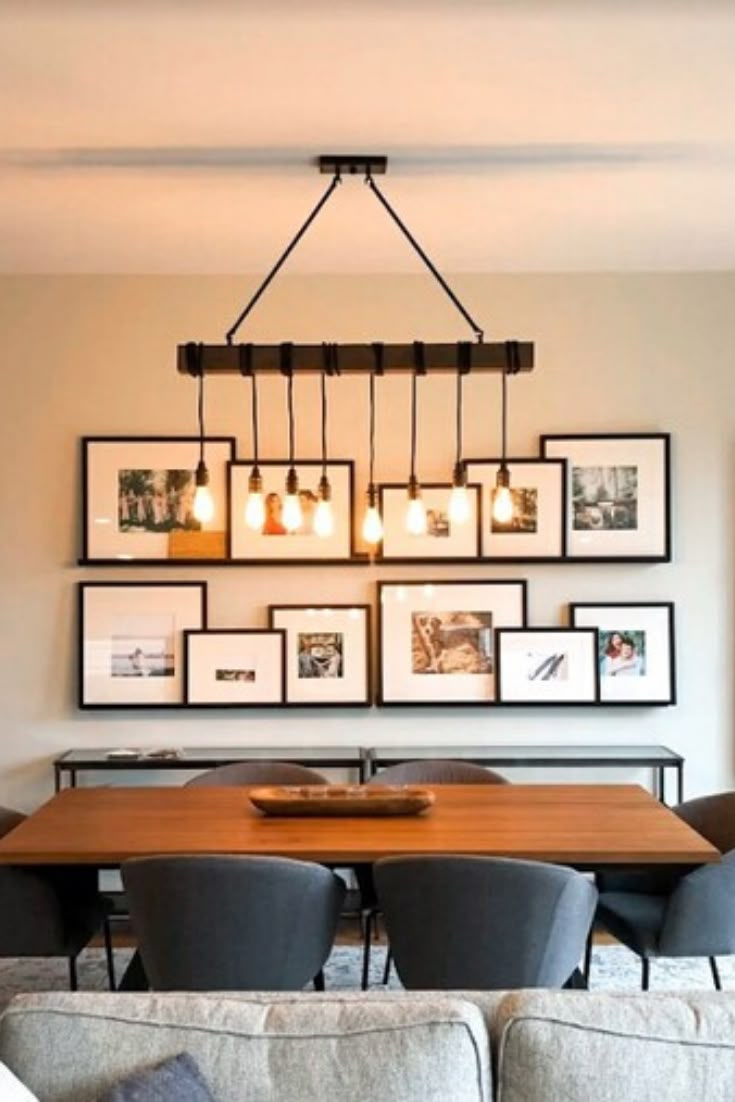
[
  {"xmin": 0, "ymin": 992, "xmax": 491, "ymax": 1102},
  {"xmin": 495, "ymin": 990, "xmax": 735, "ymax": 1102}
]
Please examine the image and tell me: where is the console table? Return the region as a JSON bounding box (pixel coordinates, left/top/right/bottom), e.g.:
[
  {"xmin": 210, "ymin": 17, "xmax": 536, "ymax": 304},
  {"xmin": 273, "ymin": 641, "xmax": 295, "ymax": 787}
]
[
  {"xmin": 54, "ymin": 746, "xmax": 368, "ymax": 791},
  {"xmin": 366, "ymin": 744, "xmax": 684, "ymax": 804}
]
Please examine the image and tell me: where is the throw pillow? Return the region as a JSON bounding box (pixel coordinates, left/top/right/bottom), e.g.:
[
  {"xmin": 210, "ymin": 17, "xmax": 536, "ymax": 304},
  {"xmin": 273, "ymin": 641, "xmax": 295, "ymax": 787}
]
[
  {"xmin": 0, "ymin": 1061, "xmax": 40, "ymax": 1101},
  {"xmin": 97, "ymin": 1052, "xmax": 216, "ymax": 1101}
]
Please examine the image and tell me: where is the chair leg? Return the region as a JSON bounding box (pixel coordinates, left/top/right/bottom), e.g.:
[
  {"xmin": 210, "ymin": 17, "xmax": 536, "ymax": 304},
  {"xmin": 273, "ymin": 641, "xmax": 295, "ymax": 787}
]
[
  {"xmin": 382, "ymin": 947, "xmax": 393, "ymax": 986},
  {"xmin": 313, "ymin": 969, "xmax": 325, "ymax": 991},
  {"xmin": 361, "ymin": 910, "xmax": 373, "ymax": 991},
  {"xmin": 709, "ymin": 956, "xmax": 723, "ymax": 991},
  {"xmin": 641, "ymin": 957, "xmax": 650, "ymax": 991},
  {"xmin": 102, "ymin": 917, "xmax": 116, "ymax": 991},
  {"xmin": 583, "ymin": 928, "xmax": 593, "ymax": 985},
  {"xmin": 68, "ymin": 955, "xmax": 78, "ymax": 991}
]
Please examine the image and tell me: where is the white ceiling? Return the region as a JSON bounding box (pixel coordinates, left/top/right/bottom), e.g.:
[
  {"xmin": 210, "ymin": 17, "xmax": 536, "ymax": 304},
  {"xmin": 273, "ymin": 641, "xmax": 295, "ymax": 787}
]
[{"xmin": 2, "ymin": 0, "xmax": 735, "ymax": 273}]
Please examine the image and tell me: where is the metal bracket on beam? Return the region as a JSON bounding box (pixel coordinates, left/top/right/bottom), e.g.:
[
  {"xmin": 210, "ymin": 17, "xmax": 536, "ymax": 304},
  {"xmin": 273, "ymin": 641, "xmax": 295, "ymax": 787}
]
[
  {"xmin": 177, "ymin": 341, "xmax": 534, "ymax": 376},
  {"xmin": 318, "ymin": 154, "xmax": 388, "ymax": 176}
]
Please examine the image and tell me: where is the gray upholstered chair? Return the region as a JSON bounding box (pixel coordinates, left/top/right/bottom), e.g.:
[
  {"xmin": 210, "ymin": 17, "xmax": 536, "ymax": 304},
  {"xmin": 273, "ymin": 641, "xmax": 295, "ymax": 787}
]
[
  {"xmin": 122, "ymin": 854, "xmax": 345, "ymax": 991},
  {"xmin": 185, "ymin": 761, "xmax": 329, "ymax": 787},
  {"xmin": 0, "ymin": 806, "xmax": 114, "ymax": 990},
  {"xmin": 359, "ymin": 759, "xmax": 507, "ymax": 989},
  {"xmin": 374, "ymin": 855, "xmax": 597, "ymax": 989},
  {"xmin": 593, "ymin": 791, "xmax": 735, "ymax": 990}
]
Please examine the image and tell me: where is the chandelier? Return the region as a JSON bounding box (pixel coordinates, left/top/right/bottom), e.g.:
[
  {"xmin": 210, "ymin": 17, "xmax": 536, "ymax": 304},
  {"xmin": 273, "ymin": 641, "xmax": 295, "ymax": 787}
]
[{"xmin": 178, "ymin": 155, "xmax": 533, "ymax": 543}]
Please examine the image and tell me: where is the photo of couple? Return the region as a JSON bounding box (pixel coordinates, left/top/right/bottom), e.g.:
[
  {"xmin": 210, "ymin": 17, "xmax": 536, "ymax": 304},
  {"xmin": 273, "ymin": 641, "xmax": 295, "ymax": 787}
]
[
  {"xmin": 599, "ymin": 630, "xmax": 646, "ymax": 677},
  {"xmin": 263, "ymin": 490, "xmax": 318, "ymax": 536}
]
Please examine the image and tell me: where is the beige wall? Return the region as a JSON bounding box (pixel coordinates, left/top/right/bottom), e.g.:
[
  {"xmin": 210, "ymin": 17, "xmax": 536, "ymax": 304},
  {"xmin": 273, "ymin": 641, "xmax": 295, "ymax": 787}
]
[{"xmin": 0, "ymin": 273, "xmax": 733, "ymax": 809}]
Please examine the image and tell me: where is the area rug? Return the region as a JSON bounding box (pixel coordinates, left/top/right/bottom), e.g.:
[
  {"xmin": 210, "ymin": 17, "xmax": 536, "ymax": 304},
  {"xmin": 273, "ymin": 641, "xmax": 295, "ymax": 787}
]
[{"xmin": 0, "ymin": 945, "xmax": 731, "ymax": 1011}]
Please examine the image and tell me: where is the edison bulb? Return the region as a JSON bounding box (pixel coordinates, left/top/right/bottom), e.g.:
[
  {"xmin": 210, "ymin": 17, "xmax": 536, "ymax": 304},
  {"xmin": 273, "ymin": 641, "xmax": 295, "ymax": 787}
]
[
  {"xmin": 448, "ymin": 484, "xmax": 471, "ymax": 525},
  {"xmin": 406, "ymin": 494, "xmax": 427, "ymax": 536},
  {"xmin": 362, "ymin": 505, "xmax": 384, "ymax": 544},
  {"xmin": 492, "ymin": 485, "xmax": 514, "ymax": 525},
  {"xmin": 245, "ymin": 491, "xmax": 266, "ymax": 531},
  {"xmin": 282, "ymin": 493, "xmax": 303, "ymax": 533},
  {"xmin": 193, "ymin": 484, "xmax": 215, "ymax": 524},
  {"xmin": 314, "ymin": 498, "xmax": 334, "ymax": 538}
]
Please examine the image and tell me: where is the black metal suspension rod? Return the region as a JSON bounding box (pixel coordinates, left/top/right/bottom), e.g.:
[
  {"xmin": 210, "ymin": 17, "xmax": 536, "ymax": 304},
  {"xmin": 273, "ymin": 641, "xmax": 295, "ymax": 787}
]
[
  {"xmin": 225, "ymin": 173, "xmax": 342, "ymax": 344},
  {"xmin": 365, "ymin": 173, "xmax": 485, "ymax": 343}
]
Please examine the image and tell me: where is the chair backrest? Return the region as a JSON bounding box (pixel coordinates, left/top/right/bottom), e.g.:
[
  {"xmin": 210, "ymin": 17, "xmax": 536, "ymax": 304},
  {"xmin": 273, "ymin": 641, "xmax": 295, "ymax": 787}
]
[
  {"xmin": 675, "ymin": 792, "xmax": 735, "ymax": 855},
  {"xmin": 122, "ymin": 855, "xmax": 345, "ymax": 991},
  {"xmin": 370, "ymin": 759, "xmax": 507, "ymax": 786},
  {"xmin": 375, "ymin": 855, "xmax": 597, "ymax": 990},
  {"xmin": 185, "ymin": 761, "xmax": 328, "ymax": 787},
  {"xmin": 0, "ymin": 807, "xmax": 25, "ymax": 839}
]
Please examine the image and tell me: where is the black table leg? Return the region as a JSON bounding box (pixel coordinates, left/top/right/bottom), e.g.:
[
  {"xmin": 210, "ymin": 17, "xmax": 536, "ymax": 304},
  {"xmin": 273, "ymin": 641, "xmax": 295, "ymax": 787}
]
[{"xmin": 117, "ymin": 950, "xmax": 149, "ymax": 992}]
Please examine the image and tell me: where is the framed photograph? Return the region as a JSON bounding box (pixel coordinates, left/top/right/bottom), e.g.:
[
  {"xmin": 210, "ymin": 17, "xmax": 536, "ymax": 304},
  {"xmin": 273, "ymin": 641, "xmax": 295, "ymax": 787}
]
[
  {"xmin": 184, "ymin": 630, "xmax": 285, "ymax": 707},
  {"xmin": 464, "ymin": 458, "xmax": 566, "ymax": 559},
  {"xmin": 268, "ymin": 604, "xmax": 371, "ymax": 706},
  {"xmin": 82, "ymin": 436, "xmax": 236, "ymax": 562},
  {"xmin": 570, "ymin": 602, "xmax": 676, "ymax": 705},
  {"xmin": 378, "ymin": 580, "xmax": 527, "ymax": 705},
  {"xmin": 229, "ymin": 461, "xmax": 354, "ymax": 561},
  {"xmin": 496, "ymin": 628, "xmax": 599, "ymax": 705},
  {"xmin": 377, "ymin": 483, "xmax": 481, "ymax": 560},
  {"xmin": 540, "ymin": 433, "xmax": 671, "ymax": 560},
  {"xmin": 78, "ymin": 582, "xmax": 207, "ymax": 708}
]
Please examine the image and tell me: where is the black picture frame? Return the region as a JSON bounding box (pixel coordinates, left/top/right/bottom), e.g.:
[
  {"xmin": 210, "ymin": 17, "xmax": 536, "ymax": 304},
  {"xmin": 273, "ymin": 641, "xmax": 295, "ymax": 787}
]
[
  {"xmin": 80, "ymin": 435, "xmax": 237, "ymax": 564},
  {"xmin": 78, "ymin": 581, "xmax": 207, "ymax": 709},
  {"xmin": 229, "ymin": 460, "xmax": 356, "ymax": 563},
  {"xmin": 183, "ymin": 629, "xmax": 286, "ymax": 707},
  {"xmin": 570, "ymin": 601, "xmax": 676, "ymax": 705},
  {"xmin": 540, "ymin": 432, "xmax": 671, "ymax": 562},
  {"xmin": 377, "ymin": 579, "xmax": 528, "ymax": 706},
  {"xmin": 376, "ymin": 482, "xmax": 482, "ymax": 562},
  {"xmin": 463, "ymin": 457, "xmax": 567, "ymax": 561},
  {"xmin": 268, "ymin": 603, "xmax": 372, "ymax": 707},
  {"xmin": 495, "ymin": 627, "xmax": 600, "ymax": 705}
]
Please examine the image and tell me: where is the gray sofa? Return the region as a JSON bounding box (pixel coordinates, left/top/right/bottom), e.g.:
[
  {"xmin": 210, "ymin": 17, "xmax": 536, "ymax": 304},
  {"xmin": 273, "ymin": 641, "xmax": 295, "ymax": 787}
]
[{"xmin": 2, "ymin": 989, "xmax": 735, "ymax": 1101}]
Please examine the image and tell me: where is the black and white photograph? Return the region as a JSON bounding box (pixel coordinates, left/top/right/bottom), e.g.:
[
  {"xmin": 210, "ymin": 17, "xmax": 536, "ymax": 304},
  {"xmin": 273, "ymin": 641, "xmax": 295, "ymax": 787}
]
[
  {"xmin": 496, "ymin": 628, "xmax": 599, "ymax": 704},
  {"xmin": 571, "ymin": 603, "xmax": 675, "ymax": 704},
  {"xmin": 82, "ymin": 437, "xmax": 235, "ymax": 561},
  {"xmin": 379, "ymin": 580, "xmax": 526, "ymax": 704},
  {"xmin": 184, "ymin": 630, "xmax": 285, "ymax": 706},
  {"xmin": 464, "ymin": 459, "xmax": 565, "ymax": 559},
  {"xmin": 377, "ymin": 483, "xmax": 481, "ymax": 561},
  {"xmin": 541, "ymin": 434, "xmax": 670, "ymax": 560},
  {"xmin": 79, "ymin": 582, "xmax": 207, "ymax": 707},
  {"xmin": 269, "ymin": 605, "xmax": 371, "ymax": 705}
]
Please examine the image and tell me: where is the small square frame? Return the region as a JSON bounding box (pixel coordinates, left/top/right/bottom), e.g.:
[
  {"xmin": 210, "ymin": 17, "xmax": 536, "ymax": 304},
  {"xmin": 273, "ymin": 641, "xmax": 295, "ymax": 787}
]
[
  {"xmin": 464, "ymin": 458, "xmax": 566, "ymax": 559},
  {"xmin": 496, "ymin": 628, "xmax": 600, "ymax": 705},
  {"xmin": 377, "ymin": 483, "xmax": 481, "ymax": 561},
  {"xmin": 184, "ymin": 629, "xmax": 286, "ymax": 707},
  {"xmin": 268, "ymin": 604, "xmax": 372, "ymax": 706},
  {"xmin": 570, "ymin": 602, "xmax": 676, "ymax": 705}
]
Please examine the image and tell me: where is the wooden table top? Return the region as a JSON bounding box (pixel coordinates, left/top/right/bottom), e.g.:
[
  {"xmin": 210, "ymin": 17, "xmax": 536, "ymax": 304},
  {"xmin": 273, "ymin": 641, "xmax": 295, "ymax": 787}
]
[{"xmin": 0, "ymin": 784, "xmax": 718, "ymax": 867}]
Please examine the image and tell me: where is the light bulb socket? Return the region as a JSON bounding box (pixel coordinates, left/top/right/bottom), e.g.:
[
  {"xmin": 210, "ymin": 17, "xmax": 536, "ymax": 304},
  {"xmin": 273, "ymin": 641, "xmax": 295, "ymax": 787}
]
[
  {"xmin": 248, "ymin": 465, "xmax": 263, "ymax": 494},
  {"xmin": 495, "ymin": 464, "xmax": 511, "ymax": 490},
  {"xmin": 285, "ymin": 466, "xmax": 299, "ymax": 496},
  {"xmin": 407, "ymin": 475, "xmax": 421, "ymax": 501},
  {"xmin": 366, "ymin": 483, "xmax": 378, "ymax": 509},
  {"xmin": 452, "ymin": 461, "xmax": 468, "ymax": 489},
  {"xmin": 318, "ymin": 474, "xmax": 332, "ymax": 502},
  {"xmin": 195, "ymin": 459, "xmax": 209, "ymax": 487}
]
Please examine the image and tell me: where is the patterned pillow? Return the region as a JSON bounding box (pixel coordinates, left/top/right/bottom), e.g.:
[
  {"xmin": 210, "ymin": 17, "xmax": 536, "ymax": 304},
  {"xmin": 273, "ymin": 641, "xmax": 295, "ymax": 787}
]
[{"xmin": 97, "ymin": 1052, "xmax": 216, "ymax": 1101}]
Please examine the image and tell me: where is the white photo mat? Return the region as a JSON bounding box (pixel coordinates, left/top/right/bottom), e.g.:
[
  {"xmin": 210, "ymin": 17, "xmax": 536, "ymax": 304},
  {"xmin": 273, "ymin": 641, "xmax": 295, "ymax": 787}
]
[
  {"xmin": 465, "ymin": 459, "xmax": 565, "ymax": 558},
  {"xmin": 83, "ymin": 437, "xmax": 234, "ymax": 560},
  {"xmin": 269, "ymin": 605, "xmax": 370, "ymax": 704},
  {"xmin": 379, "ymin": 581, "xmax": 526, "ymax": 704},
  {"xmin": 378, "ymin": 483, "xmax": 480, "ymax": 559},
  {"xmin": 79, "ymin": 583, "xmax": 206, "ymax": 706},
  {"xmin": 570, "ymin": 603, "xmax": 675, "ymax": 704},
  {"xmin": 496, "ymin": 628, "xmax": 599, "ymax": 704},
  {"xmin": 541, "ymin": 435, "xmax": 669, "ymax": 558},
  {"xmin": 229, "ymin": 461, "xmax": 353, "ymax": 560},
  {"xmin": 184, "ymin": 630, "xmax": 285, "ymax": 705}
]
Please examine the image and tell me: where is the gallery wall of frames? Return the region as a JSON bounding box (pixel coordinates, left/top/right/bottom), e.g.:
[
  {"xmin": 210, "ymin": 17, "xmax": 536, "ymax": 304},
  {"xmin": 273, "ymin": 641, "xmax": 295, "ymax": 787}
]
[{"xmin": 78, "ymin": 430, "xmax": 675, "ymax": 711}]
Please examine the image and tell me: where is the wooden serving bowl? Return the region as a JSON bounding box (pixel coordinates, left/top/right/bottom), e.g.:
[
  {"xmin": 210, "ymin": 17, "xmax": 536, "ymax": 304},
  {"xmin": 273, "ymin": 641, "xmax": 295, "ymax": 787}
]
[{"xmin": 248, "ymin": 784, "xmax": 435, "ymax": 817}]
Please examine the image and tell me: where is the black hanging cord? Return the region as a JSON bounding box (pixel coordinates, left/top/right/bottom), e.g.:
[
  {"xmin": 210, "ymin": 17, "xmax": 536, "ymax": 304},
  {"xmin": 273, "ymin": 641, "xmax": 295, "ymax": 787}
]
[
  {"xmin": 501, "ymin": 340, "xmax": 520, "ymax": 466},
  {"xmin": 197, "ymin": 373, "xmax": 205, "ymax": 466},
  {"xmin": 455, "ymin": 370, "xmax": 463, "ymax": 468},
  {"xmin": 320, "ymin": 368, "xmax": 328, "ymax": 477},
  {"xmin": 410, "ymin": 370, "xmax": 418, "ymax": 482},
  {"xmin": 287, "ymin": 372, "xmax": 295, "ymax": 465},
  {"xmin": 366, "ymin": 173, "xmax": 485, "ymax": 343},
  {"xmin": 368, "ymin": 372, "xmax": 376, "ymax": 486},
  {"xmin": 238, "ymin": 344, "xmax": 259, "ymax": 465},
  {"xmin": 226, "ymin": 174, "xmax": 342, "ymax": 344}
]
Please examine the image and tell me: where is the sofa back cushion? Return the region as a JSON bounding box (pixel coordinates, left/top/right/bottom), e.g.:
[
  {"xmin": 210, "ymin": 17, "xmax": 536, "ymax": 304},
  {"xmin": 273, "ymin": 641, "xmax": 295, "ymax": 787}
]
[
  {"xmin": 0, "ymin": 992, "xmax": 491, "ymax": 1102},
  {"xmin": 495, "ymin": 990, "xmax": 735, "ymax": 1102}
]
